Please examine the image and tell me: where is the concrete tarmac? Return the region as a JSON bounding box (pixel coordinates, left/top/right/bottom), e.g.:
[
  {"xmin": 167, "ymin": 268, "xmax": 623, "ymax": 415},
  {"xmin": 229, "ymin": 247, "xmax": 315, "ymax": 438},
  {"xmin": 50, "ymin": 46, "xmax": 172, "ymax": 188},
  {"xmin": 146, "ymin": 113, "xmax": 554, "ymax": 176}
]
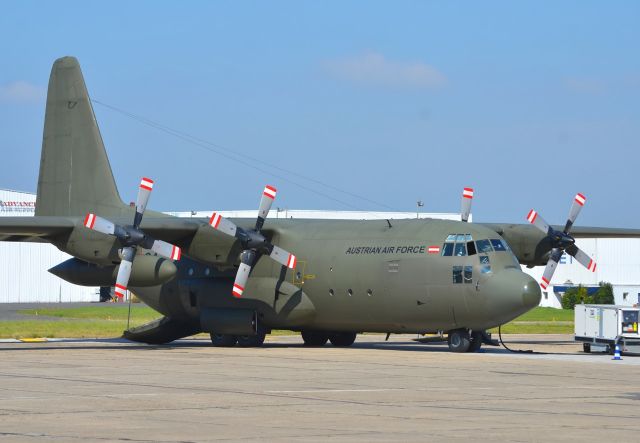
[{"xmin": 1, "ymin": 334, "xmax": 639, "ymax": 442}]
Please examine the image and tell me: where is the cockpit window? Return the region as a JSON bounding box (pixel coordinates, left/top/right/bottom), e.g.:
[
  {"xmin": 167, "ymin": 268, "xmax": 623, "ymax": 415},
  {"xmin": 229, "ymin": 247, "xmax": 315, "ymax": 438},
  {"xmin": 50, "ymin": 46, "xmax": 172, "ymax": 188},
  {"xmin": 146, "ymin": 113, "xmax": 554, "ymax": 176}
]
[
  {"xmin": 476, "ymin": 239, "xmax": 493, "ymax": 253},
  {"xmin": 453, "ymin": 242, "xmax": 467, "ymax": 256},
  {"xmin": 445, "ymin": 234, "xmax": 457, "ymax": 242},
  {"xmin": 442, "ymin": 242, "xmax": 454, "ymax": 256},
  {"xmin": 490, "ymin": 239, "xmax": 506, "ymax": 251},
  {"xmin": 455, "ymin": 234, "xmax": 466, "ymax": 243},
  {"xmin": 466, "ymin": 241, "xmax": 477, "ymax": 256}
]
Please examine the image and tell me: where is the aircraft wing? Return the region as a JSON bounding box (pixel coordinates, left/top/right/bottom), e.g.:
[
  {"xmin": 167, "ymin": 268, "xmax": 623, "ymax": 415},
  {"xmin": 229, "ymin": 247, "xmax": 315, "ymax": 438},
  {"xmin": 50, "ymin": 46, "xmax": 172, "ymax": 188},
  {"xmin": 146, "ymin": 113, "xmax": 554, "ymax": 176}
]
[
  {"xmin": 0, "ymin": 216, "xmax": 76, "ymax": 242},
  {"xmin": 483, "ymin": 223, "xmax": 640, "ymax": 266}
]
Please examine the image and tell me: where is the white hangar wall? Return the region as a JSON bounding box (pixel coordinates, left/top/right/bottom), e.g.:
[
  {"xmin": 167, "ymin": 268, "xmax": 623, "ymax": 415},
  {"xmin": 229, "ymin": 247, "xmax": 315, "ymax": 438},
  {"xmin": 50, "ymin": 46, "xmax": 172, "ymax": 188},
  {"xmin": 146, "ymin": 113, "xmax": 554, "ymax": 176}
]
[{"xmin": 0, "ymin": 189, "xmax": 99, "ymax": 303}]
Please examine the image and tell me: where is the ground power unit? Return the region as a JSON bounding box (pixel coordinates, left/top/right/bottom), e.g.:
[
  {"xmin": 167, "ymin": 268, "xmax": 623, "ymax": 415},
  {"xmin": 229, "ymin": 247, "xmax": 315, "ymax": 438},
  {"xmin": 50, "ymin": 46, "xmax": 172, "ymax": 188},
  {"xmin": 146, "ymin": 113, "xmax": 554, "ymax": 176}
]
[{"xmin": 574, "ymin": 304, "xmax": 640, "ymax": 355}]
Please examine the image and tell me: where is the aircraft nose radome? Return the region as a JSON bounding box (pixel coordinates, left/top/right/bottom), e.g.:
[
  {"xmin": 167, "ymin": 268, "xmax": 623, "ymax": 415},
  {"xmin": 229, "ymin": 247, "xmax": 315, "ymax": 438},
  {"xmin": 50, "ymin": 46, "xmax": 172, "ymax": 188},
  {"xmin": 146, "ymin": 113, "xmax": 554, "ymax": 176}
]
[{"xmin": 522, "ymin": 275, "xmax": 542, "ymax": 308}]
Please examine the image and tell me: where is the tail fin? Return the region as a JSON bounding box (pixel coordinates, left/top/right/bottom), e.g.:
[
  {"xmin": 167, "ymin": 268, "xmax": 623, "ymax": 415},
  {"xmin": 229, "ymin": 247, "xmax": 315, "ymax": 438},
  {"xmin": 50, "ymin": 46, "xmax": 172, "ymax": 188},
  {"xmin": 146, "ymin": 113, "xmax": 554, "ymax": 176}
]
[{"xmin": 35, "ymin": 56, "xmax": 127, "ymax": 217}]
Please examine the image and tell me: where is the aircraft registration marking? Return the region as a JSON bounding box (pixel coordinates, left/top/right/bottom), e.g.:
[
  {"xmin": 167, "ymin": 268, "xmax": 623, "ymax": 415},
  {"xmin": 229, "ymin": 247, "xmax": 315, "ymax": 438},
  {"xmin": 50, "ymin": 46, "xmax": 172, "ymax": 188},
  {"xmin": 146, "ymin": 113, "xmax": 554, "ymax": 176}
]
[{"xmin": 345, "ymin": 245, "xmax": 426, "ymax": 255}]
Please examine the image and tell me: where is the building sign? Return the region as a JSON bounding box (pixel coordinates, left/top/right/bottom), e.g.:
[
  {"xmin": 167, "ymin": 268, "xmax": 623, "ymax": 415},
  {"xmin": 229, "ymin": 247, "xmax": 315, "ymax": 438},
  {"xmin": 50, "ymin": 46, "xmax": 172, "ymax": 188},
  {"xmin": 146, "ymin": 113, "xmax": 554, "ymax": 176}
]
[{"xmin": 0, "ymin": 200, "xmax": 36, "ymax": 214}]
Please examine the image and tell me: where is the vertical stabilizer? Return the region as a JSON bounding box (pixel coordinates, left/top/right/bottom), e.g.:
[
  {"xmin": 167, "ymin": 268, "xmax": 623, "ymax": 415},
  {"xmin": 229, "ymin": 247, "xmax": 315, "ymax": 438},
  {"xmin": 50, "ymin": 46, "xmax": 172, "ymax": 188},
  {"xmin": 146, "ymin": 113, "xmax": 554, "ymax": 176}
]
[{"xmin": 35, "ymin": 56, "xmax": 126, "ymax": 217}]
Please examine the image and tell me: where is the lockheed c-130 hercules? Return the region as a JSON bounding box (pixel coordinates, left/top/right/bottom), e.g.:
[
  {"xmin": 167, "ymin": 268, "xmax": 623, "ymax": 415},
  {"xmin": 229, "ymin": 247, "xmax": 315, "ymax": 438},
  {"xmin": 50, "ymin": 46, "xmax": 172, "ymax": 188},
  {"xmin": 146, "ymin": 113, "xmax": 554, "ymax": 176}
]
[{"xmin": 2, "ymin": 57, "xmax": 639, "ymax": 352}]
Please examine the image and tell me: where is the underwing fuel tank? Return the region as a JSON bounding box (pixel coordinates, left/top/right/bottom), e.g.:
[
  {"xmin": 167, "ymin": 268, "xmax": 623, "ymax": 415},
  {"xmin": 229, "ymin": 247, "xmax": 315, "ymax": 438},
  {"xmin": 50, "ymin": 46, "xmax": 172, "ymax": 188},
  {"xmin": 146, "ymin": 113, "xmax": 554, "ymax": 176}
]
[{"xmin": 49, "ymin": 256, "xmax": 177, "ymax": 287}]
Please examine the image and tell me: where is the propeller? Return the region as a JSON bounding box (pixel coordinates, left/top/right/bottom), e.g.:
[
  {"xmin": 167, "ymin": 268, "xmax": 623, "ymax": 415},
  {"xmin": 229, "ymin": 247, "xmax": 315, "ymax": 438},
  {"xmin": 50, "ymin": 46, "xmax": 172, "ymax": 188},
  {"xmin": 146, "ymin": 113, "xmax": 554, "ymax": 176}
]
[
  {"xmin": 83, "ymin": 177, "xmax": 182, "ymax": 298},
  {"xmin": 526, "ymin": 193, "xmax": 596, "ymax": 290},
  {"xmin": 208, "ymin": 185, "xmax": 297, "ymax": 298},
  {"xmin": 461, "ymin": 187, "xmax": 474, "ymax": 222}
]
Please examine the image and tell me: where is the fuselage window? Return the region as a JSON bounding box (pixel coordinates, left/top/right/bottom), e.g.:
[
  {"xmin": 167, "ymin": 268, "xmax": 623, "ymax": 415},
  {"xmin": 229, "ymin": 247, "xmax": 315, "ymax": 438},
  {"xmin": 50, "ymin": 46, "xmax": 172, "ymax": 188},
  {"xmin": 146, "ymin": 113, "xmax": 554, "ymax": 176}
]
[
  {"xmin": 464, "ymin": 265, "xmax": 473, "ymax": 283},
  {"xmin": 490, "ymin": 239, "xmax": 506, "ymax": 251},
  {"xmin": 476, "ymin": 239, "xmax": 493, "ymax": 253},
  {"xmin": 452, "ymin": 266, "xmax": 463, "ymax": 284},
  {"xmin": 454, "ymin": 242, "xmax": 467, "ymax": 256},
  {"xmin": 479, "ymin": 255, "xmax": 491, "ymax": 273}
]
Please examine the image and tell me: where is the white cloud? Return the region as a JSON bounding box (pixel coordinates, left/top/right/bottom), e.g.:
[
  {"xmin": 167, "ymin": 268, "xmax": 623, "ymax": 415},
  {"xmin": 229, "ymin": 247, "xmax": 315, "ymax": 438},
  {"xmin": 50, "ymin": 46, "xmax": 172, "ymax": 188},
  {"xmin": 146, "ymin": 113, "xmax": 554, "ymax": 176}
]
[
  {"xmin": 0, "ymin": 81, "xmax": 46, "ymax": 103},
  {"xmin": 324, "ymin": 52, "xmax": 447, "ymax": 89},
  {"xmin": 564, "ymin": 77, "xmax": 605, "ymax": 95}
]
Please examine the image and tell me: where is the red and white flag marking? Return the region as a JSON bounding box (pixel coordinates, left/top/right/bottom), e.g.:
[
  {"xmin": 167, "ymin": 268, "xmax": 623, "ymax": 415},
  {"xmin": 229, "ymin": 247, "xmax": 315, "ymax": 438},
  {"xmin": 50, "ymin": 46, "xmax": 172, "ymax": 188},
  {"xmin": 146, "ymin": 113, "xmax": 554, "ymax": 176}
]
[
  {"xmin": 428, "ymin": 246, "xmax": 440, "ymax": 254},
  {"xmin": 140, "ymin": 177, "xmax": 154, "ymax": 191},
  {"xmin": 462, "ymin": 188, "xmax": 474, "ymax": 199},
  {"xmin": 263, "ymin": 185, "xmax": 277, "ymax": 200},
  {"xmin": 575, "ymin": 193, "xmax": 586, "ymax": 206}
]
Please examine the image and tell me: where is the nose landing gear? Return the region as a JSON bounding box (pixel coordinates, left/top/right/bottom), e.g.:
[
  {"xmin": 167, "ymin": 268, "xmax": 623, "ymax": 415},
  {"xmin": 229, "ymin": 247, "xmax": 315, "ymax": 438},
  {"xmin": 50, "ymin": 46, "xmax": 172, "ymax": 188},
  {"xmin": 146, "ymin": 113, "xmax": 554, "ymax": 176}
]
[{"xmin": 447, "ymin": 329, "xmax": 487, "ymax": 352}]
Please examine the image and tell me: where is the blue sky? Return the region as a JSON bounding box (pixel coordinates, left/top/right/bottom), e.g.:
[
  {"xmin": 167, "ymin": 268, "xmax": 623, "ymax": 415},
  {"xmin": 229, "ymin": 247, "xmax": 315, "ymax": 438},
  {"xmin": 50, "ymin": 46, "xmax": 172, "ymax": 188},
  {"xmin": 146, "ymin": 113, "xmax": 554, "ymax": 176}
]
[{"xmin": 0, "ymin": 1, "xmax": 638, "ymax": 227}]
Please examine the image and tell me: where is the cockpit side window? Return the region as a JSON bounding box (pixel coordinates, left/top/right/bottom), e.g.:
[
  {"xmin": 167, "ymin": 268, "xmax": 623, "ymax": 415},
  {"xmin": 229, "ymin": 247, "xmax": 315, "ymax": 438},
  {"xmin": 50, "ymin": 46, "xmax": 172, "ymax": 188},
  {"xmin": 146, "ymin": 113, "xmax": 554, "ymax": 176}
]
[
  {"xmin": 453, "ymin": 242, "xmax": 467, "ymax": 256},
  {"xmin": 442, "ymin": 242, "xmax": 454, "ymax": 256},
  {"xmin": 490, "ymin": 239, "xmax": 506, "ymax": 251},
  {"xmin": 476, "ymin": 239, "xmax": 493, "ymax": 253},
  {"xmin": 466, "ymin": 241, "xmax": 477, "ymax": 256}
]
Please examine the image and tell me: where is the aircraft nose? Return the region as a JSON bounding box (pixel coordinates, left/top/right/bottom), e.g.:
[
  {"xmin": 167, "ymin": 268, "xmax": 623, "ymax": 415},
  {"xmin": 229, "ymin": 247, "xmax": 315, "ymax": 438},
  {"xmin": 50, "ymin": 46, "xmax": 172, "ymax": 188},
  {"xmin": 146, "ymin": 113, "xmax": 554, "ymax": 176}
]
[
  {"xmin": 522, "ymin": 274, "xmax": 542, "ymax": 309},
  {"xmin": 482, "ymin": 269, "xmax": 541, "ymax": 326}
]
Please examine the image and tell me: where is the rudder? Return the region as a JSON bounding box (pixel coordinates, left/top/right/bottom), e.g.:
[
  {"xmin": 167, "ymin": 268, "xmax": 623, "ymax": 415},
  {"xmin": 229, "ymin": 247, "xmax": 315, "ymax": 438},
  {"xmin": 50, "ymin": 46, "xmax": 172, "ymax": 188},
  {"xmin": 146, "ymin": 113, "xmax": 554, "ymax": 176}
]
[{"xmin": 35, "ymin": 56, "xmax": 127, "ymax": 217}]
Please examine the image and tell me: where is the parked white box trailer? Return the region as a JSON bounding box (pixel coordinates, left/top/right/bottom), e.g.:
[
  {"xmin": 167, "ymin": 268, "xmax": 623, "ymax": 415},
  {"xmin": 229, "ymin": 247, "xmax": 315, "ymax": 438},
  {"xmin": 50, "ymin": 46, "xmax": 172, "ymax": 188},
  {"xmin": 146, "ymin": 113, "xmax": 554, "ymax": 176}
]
[{"xmin": 574, "ymin": 304, "xmax": 640, "ymax": 354}]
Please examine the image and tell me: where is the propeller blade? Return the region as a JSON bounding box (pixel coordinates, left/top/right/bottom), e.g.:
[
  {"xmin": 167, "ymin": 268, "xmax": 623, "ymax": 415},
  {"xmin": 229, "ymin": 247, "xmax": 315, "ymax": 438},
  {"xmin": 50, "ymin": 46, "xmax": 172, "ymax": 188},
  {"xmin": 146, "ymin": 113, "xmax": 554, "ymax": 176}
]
[
  {"xmin": 540, "ymin": 248, "xmax": 562, "ymax": 290},
  {"xmin": 526, "ymin": 209, "xmax": 551, "ymax": 235},
  {"xmin": 114, "ymin": 247, "xmax": 135, "ymax": 299},
  {"xmin": 563, "ymin": 193, "xmax": 586, "ymax": 234},
  {"xmin": 84, "ymin": 213, "xmax": 116, "ymax": 235},
  {"xmin": 149, "ymin": 239, "xmax": 182, "ymax": 261},
  {"xmin": 232, "ymin": 262, "xmax": 251, "ymax": 298},
  {"xmin": 134, "ymin": 177, "xmax": 154, "ymax": 228},
  {"xmin": 209, "ymin": 212, "xmax": 238, "ymax": 237},
  {"xmin": 269, "ymin": 245, "xmax": 297, "ymax": 269},
  {"xmin": 256, "ymin": 185, "xmax": 277, "ymax": 231},
  {"xmin": 566, "ymin": 244, "xmax": 597, "ymax": 272},
  {"xmin": 461, "ymin": 187, "xmax": 474, "ymax": 223}
]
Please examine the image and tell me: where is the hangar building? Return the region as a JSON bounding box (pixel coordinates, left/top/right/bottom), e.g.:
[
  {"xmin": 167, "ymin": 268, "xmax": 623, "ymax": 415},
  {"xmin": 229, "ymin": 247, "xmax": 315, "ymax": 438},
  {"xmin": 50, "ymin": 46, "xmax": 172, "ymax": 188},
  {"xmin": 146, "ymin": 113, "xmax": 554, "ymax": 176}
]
[{"xmin": 1, "ymin": 188, "xmax": 638, "ymax": 307}]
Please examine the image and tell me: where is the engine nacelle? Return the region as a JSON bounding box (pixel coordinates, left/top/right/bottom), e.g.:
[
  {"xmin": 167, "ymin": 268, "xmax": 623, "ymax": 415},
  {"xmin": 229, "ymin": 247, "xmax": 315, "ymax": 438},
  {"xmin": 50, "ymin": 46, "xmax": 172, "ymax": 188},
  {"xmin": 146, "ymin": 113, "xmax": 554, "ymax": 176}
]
[{"xmin": 49, "ymin": 256, "xmax": 177, "ymax": 287}]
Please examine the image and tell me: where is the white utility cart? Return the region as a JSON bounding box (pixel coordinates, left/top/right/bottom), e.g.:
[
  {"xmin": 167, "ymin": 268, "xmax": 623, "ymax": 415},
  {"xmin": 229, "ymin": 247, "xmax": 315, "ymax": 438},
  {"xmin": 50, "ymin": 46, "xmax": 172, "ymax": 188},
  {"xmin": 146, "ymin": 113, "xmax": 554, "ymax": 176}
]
[{"xmin": 574, "ymin": 304, "xmax": 640, "ymax": 354}]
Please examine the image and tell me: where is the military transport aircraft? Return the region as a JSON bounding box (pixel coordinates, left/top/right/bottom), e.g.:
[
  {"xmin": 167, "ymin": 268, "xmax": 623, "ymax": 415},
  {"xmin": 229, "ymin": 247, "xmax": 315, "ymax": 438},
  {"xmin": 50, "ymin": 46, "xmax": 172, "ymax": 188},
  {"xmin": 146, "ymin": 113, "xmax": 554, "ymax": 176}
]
[{"xmin": 2, "ymin": 57, "xmax": 638, "ymax": 352}]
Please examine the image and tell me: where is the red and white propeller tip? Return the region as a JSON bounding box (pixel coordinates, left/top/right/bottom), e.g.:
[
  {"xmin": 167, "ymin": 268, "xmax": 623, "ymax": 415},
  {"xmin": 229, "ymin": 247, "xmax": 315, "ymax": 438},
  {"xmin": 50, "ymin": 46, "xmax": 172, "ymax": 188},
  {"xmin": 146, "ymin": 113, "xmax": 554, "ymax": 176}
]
[
  {"xmin": 540, "ymin": 277, "xmax": 550, "ymax": 290},
  {"xmin": 574, "ymin": 193, "xmax": 586, "ymax": 206},
  {"xmin": 263, "ymin": 185, "xmax": 277, "ymax": 200},
  {"xmin": 84, "ymin": 213, "xmax": 96, "ymax": 229},
  {"xmin": 526, "ymin": 209, "xmax": 537, "ymax": 224},
  {"xmin": 140, "ymin": 177, "xmax": 154, "ymax": 191},
  {"xmin": 114, "ymin": 283, "xmax": 127, "ymax": 299},
  {"xmin": 462, "ymin": 188, "xmax": 474, "ymax": 199}
]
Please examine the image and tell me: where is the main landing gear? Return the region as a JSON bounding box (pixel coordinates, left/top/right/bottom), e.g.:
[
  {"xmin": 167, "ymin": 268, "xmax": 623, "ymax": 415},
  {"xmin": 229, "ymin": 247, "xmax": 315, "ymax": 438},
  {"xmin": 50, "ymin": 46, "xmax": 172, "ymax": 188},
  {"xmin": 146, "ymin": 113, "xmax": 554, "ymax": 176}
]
[
  {"xmin": 301, "ymin": 331, "xmax": 357, "ymax": 347},
  {"xmin": 447, "ymin": 329, "xmax": 485, "ymax": 353},
  {"xmin": 210, "ymin": 325, "xmax": 267, "ymax": 348}
]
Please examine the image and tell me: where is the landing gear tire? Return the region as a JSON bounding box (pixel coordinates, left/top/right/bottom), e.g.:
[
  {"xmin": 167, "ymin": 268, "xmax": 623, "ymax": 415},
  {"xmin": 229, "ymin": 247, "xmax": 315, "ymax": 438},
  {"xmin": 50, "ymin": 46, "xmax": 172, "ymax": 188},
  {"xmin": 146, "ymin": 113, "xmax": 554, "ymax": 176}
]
[
  {"xmin": 210, "ymin": 333, "xmax": 237, "ymax": 347},
  {"xmin": 583, "ymin": 343, "xmax": 591, "ymax": 353},
  {"xmin": 468, "ymin": 331, "xmax": 483, "ymax": 353},
  {"xmin": 329, "ymin": 332, "xmax": 357, "ymax": 347},
  {"xmin": 447, "ymin": 329, "xmax": 471, "ymax": 353},
  {"xmin": 301, "ymin": 330, "xmax": 329, "ymax": 346}
]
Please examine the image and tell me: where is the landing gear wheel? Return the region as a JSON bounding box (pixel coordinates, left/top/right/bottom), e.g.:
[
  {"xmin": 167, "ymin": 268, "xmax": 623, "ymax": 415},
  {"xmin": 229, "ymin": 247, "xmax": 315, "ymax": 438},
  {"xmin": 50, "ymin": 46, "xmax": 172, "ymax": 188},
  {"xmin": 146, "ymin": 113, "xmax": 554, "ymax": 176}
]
[
  {"xmin": 301, "ymin": 330, "xmax": 329, "ymax": 346},
  {"xmin": 236, "ymin": 322, "xmax": 267, "ymax": 348},
  {"xmin": 210, "ymin": 333, "xmax": 237, "ymax": 347},
  {"xmin": 447, "ymin": 329, "xmax": 471, "ymax": 353},
  {"xmin": 468, "ymin": 331, "xmax": 483, "ymax": 352},
  {"xmin": 329, "ymin": 332, "xmax": 357, "ymax": 347},
  {"xmin": 583, "ymin": 343, "xmax": 591, "ymax": 353}
]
